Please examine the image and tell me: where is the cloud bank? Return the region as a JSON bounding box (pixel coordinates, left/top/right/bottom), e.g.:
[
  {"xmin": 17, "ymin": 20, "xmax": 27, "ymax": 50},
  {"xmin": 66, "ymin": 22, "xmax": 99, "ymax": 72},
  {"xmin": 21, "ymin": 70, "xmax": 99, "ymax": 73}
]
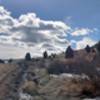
[
  {"xmin": 0, "ymin": 6, "xmax": 97, "ymax": 58},
  {"xmin": 0, "ymin": 6, "xmax": 70, "ymax": 55},
  {"xmin": 72, "ymin": 37, "xmax": 97, "ymax": 50},
  {"xmin": 71, "ymin": 28, "xmax": 94, "ymax": 36}
]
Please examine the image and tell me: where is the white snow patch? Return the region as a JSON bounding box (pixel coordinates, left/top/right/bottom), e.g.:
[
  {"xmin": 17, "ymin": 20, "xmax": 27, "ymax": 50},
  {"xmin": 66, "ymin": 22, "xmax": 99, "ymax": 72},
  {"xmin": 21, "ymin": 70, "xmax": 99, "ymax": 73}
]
[
  {"xmin": 50, "ymin": 73, "xmax": 89, "ymax": 80},
  {"xmin": 19, "ymin": 92, "xmax": 32, "ymax": 100},
  {"xmin": 83, "ymin": 97, "xmax": 100, "ymax": 100}
]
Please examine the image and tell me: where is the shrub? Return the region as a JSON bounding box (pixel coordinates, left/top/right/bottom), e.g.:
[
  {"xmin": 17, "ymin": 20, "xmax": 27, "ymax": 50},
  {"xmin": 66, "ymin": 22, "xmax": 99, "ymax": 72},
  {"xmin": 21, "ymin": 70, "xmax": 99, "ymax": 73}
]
[
  {"xmin": 47, "ymin": 61, "xmax": 66, "ymax": 75},
  {"xmin": 0, "ymin": 59, "xmax": 4, "ymax": 63},
  {"xmin": 8, "ymin": 59, "xmax": 13, "ymax": 63}
]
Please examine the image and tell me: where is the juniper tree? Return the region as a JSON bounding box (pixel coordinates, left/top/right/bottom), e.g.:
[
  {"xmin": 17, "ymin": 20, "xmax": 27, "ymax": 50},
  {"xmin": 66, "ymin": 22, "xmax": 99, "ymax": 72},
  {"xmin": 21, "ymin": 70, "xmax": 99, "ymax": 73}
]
[
  {"xmin": 43, "ymin": 51, "xmax": 48, "ymax": 59},
  {"xmin": 25, "ymin": 52, "xmax": 31, "ymax": 61},
  {"xmin": 65, "ymin": 46, "xmax": 74, "ymax": 58},
  {"xmin": 85, "ymin": 45, "xmax": 91, "ymax": 53},
  {"xmin": 97, "ymin": 41, "xmax": 100, "ymax": 52}
]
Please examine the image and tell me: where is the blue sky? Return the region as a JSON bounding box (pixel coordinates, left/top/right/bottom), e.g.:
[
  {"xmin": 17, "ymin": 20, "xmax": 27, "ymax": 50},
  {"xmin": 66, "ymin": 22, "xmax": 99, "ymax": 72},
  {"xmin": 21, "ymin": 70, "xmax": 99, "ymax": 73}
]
[
  {"xmin": 1, "ymin": 0, "xmax": 100, "ymax": 28},
  {"xmin": 0, "ymin": 0, "xmax": 100, "ymax": 58}
]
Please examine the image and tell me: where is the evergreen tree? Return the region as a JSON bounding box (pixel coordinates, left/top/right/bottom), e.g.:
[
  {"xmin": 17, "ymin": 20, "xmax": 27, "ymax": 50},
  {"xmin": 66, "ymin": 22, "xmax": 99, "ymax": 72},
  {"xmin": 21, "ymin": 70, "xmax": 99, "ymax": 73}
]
[
  {"xmin": 97, "ymin": 41, "xmax": 100, "ymax": 52},
  {"xmin": 25, "ymin": 52, "xmax": 31, "ymax": 61},
  {"xmin": 85, "ymin": 45, "xmax": 91, "ymax": 53},
  {"xmin": 43, "ymin": 51, "xmax": 48, "ymax": 59},
  {"xmin": 65, "ymin": 46, "xmax": 74, "ymax": 58}
]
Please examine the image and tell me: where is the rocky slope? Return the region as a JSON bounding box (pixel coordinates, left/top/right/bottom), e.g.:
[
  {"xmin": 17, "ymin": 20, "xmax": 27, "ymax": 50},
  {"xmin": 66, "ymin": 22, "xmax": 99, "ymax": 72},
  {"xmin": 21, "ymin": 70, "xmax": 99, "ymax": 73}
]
[{"xmin": 0, "ymin": 43, "xmax": 100, "ymax": 100}]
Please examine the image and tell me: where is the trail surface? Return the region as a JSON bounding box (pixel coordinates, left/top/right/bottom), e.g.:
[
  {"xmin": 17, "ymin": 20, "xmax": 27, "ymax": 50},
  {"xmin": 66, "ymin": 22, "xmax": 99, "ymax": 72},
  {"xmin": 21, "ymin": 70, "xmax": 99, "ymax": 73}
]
[{"xmin": 0, "ymin": 63, "xmax": 28, "ymax": 100}]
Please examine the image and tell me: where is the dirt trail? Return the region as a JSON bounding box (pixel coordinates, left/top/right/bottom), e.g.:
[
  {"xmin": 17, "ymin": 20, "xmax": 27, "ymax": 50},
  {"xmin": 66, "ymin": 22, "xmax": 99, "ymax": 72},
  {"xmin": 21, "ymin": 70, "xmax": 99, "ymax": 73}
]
[{"xmin": 0, "ymin": 63, "xmax": 28, "ymax": 100}]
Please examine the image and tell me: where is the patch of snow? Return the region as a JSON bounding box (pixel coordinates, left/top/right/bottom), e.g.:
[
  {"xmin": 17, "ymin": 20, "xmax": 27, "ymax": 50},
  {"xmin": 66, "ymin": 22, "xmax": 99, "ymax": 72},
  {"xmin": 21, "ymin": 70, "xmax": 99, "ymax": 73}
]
[
  {"xmin": 19, "ymin": 92, "xmax": 32, "ymax": 100},
  {"xmin": 83, "ymin": 97, "xmax": 100, "ymax": 100},
  {"xmin": 50, "ymin": 73, "xmax": 89, "ymax": 80},
  {"xmin": 81, "ymin": 73, "xmax": 90, "ymax": 79},
  {"xmin": 50, "ymin": 74, "xmax": 58, "ymax": 78}
]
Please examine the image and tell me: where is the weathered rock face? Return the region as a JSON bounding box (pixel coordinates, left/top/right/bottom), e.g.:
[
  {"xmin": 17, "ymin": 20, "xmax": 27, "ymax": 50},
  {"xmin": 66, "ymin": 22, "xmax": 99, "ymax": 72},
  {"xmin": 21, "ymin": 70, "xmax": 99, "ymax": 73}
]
[
  {"xmin": 0, "ymin": 42, "xmax": 100, "ymax": 100},
  {"xmin": 20, "ymin": 67, "xmax": 100, "ymax": 100},
  {"xmin": 39, "ymin": 74, "xmax": 96, "ymax": 98},
  {"xmin": 19, "ymin": 57, "xmax": 100, "ymax": 100}
]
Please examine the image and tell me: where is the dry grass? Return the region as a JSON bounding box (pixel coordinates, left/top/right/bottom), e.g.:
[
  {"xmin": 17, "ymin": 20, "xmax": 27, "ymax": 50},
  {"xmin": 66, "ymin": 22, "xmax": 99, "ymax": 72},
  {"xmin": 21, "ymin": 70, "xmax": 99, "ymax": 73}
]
[{"xmin": 22, "ymin": 81, "xmax": 39, "ymax": 96}]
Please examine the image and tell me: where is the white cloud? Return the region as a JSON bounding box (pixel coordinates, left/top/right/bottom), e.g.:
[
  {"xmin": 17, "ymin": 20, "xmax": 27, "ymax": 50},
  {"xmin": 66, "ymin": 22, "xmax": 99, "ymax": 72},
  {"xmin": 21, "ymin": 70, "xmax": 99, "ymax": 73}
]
[
  {"xmin": 76, "ymin": 37, "xmax": 97, "ymax": 50},
  {"xmin": 71, "ymin": 28, "xmax": 94, "ymax": 36},
  {"xmin": 0, "ymin": 6, "xmax": 71, "ymax": 58},
  {"xmin": 0, "ymin": 6, "xmax": 97, "ymax": 58}
]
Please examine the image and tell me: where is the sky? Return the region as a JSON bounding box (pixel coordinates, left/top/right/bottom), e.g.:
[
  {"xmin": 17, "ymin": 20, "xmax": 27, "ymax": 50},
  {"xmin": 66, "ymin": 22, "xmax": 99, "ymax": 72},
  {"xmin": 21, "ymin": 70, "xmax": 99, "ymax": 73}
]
[{"xmin": 0, "ymin": 0, "xmax": 100, "ymax": 59}]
